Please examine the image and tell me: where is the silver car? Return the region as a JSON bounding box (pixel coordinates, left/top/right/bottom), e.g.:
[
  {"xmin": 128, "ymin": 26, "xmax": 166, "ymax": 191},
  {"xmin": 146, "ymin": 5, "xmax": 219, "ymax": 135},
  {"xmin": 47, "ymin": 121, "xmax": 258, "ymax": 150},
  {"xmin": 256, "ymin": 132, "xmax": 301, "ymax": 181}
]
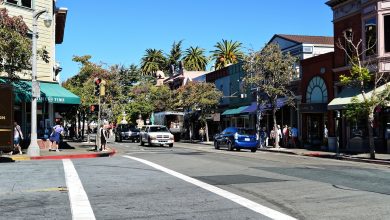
[{"xmin": 140, "ymin": 125, "xmax": 174, "ymax": 147}]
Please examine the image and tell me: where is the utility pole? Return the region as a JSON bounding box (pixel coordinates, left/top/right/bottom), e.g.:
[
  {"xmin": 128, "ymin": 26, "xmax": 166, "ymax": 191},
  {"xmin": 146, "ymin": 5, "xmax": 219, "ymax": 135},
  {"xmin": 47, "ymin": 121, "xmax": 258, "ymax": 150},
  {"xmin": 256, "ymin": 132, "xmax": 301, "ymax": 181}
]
[{"xmin": 27, "ymin": 9, "xmax": 52, "ymax": 156}]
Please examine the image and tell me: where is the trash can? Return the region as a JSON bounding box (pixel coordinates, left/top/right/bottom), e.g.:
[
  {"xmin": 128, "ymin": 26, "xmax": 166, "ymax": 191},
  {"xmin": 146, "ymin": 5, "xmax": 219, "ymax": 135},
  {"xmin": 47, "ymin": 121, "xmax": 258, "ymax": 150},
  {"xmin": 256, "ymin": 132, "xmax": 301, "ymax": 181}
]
[{"xmin": 328, "ymin": 137, "xmax": 337, "ymax": 152}]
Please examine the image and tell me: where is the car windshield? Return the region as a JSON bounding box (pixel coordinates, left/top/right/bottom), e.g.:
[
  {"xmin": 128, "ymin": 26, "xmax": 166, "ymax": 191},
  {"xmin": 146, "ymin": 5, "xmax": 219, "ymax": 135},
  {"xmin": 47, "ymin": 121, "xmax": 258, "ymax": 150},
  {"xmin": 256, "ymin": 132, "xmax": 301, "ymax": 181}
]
[
  {"xmin": 237, "ymin": 128, "xmax": 255, "ymax": 135},
  {"xmin": 120, "ymin": 125, "xmax": 138, "ymax": 132},
  {"xmin": 149, "ymin": 126, "xmax": 169, "ymax": 132}
]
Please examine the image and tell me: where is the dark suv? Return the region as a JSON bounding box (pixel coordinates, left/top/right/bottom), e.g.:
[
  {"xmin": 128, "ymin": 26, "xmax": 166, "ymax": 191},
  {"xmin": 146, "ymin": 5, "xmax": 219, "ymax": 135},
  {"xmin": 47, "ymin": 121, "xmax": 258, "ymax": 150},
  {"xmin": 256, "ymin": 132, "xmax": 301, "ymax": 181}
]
[{"xmin": 115, "ymin": 124, "xmax": 140, "ymax": 142}]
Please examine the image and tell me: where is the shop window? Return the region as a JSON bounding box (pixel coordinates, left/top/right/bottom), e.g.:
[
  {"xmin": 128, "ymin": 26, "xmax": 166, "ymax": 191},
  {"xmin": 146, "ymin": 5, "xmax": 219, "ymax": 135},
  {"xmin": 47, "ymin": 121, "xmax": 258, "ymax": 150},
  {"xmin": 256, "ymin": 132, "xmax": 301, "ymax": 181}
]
[
  {"xmin": 364, "ymin": 17, "xmax": 377, "ymax": 56},
  {"xmin": 385, "ymin": 15, "xmax": 390, "ymax": 53}
]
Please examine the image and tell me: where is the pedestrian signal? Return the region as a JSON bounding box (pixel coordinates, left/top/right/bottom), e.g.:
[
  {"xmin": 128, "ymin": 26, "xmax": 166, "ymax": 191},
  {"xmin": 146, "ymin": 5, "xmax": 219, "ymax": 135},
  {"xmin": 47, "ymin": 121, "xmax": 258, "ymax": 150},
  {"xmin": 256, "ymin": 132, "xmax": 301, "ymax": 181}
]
[{"xmin": 94, "ymin": 78, "xmax": 101, "ymax": 96}]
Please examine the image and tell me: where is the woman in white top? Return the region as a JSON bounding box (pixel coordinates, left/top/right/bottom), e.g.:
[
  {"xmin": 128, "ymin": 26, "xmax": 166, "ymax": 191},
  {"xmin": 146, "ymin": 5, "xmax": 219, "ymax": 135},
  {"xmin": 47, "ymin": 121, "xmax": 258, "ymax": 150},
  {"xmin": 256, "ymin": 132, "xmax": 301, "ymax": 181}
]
[{"xmin": 13, "ymin": 122, "xmax": 24, "ymax": 155}]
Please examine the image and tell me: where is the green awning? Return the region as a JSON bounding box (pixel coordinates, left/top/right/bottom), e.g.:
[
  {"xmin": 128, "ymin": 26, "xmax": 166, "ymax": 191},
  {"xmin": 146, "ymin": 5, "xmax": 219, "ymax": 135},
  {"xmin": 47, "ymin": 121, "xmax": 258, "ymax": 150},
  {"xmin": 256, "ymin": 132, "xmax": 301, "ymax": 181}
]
[
  {"xmin": 26, "ymin": 81, "xmax": 81, "ymax": 104},
  {"xmin": 0, "ymin": 79, "xmax": 80, "ymax": 105},
  {"xmin": 221, "ymin": 106, "xmax": 249, "ymax": 115},
  {"xmin": 328, "ymin": 83, "xmax": 390, "ymax": 110}
]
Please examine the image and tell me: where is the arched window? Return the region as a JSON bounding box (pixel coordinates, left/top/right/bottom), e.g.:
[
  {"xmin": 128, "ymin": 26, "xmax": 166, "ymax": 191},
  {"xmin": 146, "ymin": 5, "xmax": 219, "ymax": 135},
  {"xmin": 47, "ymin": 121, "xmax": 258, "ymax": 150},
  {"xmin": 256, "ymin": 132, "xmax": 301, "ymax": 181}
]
[{"xmin": 306, "ymin": 76, "xmax": 328, "ymax": 103}]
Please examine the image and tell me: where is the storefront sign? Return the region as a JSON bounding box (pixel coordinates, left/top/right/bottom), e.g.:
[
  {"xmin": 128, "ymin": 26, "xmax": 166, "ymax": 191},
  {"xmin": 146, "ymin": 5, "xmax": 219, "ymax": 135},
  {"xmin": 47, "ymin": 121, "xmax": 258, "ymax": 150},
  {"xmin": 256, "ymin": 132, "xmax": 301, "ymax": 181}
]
[{"xmin": 300, "ymin": 103, "xmax": 328, "ymax": 113}]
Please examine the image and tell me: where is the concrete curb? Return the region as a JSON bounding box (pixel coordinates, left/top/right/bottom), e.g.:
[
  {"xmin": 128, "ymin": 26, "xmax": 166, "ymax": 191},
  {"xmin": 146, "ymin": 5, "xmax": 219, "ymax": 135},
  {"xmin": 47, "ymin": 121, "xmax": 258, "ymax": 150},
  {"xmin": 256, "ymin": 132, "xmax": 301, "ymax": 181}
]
[
  {"xmin": 265, "ymin": 149, "xmax": 390, "ymax": 166},
  {"xmin": 9, "ymin": 149, "xmax": 116, "ymax": 161}
]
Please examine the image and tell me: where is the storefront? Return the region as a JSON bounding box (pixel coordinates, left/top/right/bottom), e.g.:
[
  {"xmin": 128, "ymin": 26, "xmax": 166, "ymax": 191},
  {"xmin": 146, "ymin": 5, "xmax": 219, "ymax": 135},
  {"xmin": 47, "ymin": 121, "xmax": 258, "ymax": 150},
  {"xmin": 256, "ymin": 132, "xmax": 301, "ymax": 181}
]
[
  {"xmin": 328, "ymin": 83, "xmax": 390, "ymax": 153},
  {"xmin": 2, "ymin": 79, "xmax": 80, "ymax": 141}
]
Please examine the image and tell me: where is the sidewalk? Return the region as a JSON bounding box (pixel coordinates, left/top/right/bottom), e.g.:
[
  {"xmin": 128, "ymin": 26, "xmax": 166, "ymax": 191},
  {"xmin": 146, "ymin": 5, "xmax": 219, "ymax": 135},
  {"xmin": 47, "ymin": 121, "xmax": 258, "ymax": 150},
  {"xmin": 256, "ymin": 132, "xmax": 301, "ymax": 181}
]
[
  {"xmin": 182, "ymin": 140, "xmax": 390, "ymax": 166},
  {"xmin": 2, "ymin": 140, "xmax": 116, "ymax": 162}
]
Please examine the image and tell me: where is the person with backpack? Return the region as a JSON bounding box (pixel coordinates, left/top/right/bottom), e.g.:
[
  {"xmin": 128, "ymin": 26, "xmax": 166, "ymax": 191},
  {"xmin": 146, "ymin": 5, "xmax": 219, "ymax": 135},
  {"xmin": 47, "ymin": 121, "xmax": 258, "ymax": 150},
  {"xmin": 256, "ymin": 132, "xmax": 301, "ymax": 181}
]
[{"xmin": 49, "ymin": 121, "xmax": 64, "ymax": 152}]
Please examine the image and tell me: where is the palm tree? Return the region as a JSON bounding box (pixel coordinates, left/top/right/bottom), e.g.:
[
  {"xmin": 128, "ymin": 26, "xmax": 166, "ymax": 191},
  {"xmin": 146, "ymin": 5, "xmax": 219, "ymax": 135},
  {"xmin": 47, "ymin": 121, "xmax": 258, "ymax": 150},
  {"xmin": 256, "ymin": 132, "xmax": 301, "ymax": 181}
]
[
  {"xmin": 183, "ymin": 46, "xmax": 208, "ymax": 71},
  {"xmin": 210, "ymin": 39, "xmax": 244, "ymax": 70},
  {"xmin": 140, "ymin": 49, "xmax": 166, "ymax": 76}
]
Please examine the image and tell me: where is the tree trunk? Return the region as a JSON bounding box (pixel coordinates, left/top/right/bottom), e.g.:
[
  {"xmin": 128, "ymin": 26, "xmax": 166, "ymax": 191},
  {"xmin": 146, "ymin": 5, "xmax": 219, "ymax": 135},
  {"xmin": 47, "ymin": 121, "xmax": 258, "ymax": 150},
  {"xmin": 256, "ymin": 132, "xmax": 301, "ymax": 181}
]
[
  {"xmin": 77, "ymin": 112, "xmax": 81, "ymax": 141},
  {"xmin": 368, "ymin": 112, "xmax": 375, "ymax": 159},
  {"xmin": 189, "ymin": 123, "xmax": 193, "ymax": 141},
  {"xmin": 81, "ymin": 111, "xmax": 85, "ymax": 141},
  {"xmin": 273, "ymin": 107, "xmax": 280, "ymax": 148},
  {"xmin": 205, "ymin": 121, "xmax": 209, "ymax": 142}
]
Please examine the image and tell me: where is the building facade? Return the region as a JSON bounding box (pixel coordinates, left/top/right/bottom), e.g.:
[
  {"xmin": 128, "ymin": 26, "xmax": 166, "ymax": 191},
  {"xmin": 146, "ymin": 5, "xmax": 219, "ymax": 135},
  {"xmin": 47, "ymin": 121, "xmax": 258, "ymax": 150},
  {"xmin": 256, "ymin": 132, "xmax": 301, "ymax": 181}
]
[
  {"xmin": 325, "ymin": 0, "xmax": 390, "ymax": 153},
  {"xmin": 1, "ymin": 0, "xmax": 80, "ymax": 143}
]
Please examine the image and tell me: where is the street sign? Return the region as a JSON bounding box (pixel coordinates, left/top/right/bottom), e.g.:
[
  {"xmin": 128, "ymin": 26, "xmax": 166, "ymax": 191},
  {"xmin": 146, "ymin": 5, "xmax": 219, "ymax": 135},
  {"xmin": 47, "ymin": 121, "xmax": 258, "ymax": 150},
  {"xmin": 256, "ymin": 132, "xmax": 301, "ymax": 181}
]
[{"xmin": 32, "ymin": 81, "xmax": 40, "ymax": 98}]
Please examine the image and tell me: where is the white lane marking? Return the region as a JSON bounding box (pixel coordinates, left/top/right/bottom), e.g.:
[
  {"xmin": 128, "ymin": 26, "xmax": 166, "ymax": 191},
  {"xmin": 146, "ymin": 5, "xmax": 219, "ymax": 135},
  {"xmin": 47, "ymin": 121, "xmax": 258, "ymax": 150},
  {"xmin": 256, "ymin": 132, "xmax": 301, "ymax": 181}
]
[
  {"xmin": 63, "ymin": 159, "xmax": 96, "ymax": 220},
  {"xmin": 122, "ymin": 155, "xmax": 296, "ymax": 220}
]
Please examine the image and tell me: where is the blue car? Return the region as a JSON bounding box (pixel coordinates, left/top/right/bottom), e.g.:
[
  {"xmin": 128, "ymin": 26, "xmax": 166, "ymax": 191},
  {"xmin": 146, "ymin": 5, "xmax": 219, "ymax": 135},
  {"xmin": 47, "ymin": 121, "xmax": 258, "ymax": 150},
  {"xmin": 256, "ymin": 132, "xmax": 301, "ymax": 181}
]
[{"xmin": 214, "ymin": 127, "xmax": 258, "ymax": 152}]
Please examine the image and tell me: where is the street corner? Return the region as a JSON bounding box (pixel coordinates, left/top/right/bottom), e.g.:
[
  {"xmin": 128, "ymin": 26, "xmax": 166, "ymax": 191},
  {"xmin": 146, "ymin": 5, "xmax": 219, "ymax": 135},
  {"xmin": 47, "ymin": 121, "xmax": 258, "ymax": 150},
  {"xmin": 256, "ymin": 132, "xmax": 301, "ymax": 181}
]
[{"xmin": 6, "ymin": 147, "xmax": 117, "ymax": 161}]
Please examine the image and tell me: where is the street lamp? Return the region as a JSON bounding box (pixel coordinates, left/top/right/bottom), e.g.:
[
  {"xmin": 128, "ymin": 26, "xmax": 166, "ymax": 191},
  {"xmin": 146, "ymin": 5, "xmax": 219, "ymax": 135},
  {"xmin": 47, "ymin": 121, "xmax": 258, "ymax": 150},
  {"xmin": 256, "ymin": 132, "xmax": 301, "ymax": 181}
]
[{"xmin": 27, "ymin": 9, "xmax": 52, "ymax": 156}]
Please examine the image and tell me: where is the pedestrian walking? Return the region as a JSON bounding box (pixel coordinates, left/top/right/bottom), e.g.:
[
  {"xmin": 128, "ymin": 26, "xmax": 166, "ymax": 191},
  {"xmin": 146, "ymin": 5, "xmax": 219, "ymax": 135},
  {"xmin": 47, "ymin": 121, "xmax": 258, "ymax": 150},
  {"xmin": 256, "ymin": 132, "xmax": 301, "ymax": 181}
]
[
  {"xmin": 99, "ymin": 124, "xmax": 108, "ymax": 151},
  {"xmin": 291, "ymin": 125, "xmax": 298, "ymax": 148},
  {"xmin": 49, "ymin": 121, "xmax": 64, "ymax": 152},
  {"xmin": 199, "ymin": 127, "xmax": 205, "ymax": 142},
  {"xmin": 269, "ymin": 129, "xmax": 275, "ymax": 147},
  {"xmin": 259, "ymin": 127, "xmax": 268, "ymax": 148},
  {"xmin": 282, "ymin": 125, "xmax": 289, "ymax": 147},
  {"xmin": 12, "ymin": 122, "xmax": 24, "ymax": 155}
]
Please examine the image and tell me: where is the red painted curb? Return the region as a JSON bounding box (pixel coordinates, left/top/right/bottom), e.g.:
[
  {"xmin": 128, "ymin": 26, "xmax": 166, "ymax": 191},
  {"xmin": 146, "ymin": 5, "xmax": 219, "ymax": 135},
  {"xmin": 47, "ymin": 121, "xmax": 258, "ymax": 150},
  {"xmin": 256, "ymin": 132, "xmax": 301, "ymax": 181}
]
[{"xmin": 30, "ymin": 149, "xmax": 116, "ymax": 160}]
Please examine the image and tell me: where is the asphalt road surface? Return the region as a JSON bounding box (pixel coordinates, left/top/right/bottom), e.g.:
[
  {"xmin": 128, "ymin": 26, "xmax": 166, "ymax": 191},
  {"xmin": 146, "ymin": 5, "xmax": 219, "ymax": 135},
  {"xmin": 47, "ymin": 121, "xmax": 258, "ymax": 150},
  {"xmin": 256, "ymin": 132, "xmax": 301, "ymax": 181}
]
[{"xmin": 1, "ymin": 140, "xmax": 390, "ymax": 220}]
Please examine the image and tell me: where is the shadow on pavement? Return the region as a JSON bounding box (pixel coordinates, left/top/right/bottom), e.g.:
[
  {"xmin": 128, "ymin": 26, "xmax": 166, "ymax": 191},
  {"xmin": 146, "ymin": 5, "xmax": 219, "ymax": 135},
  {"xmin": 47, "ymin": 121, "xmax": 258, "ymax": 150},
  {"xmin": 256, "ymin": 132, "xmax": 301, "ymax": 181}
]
[{"xmin": 0, "ymin": 157, "xmax": 15, "ymax": 163}]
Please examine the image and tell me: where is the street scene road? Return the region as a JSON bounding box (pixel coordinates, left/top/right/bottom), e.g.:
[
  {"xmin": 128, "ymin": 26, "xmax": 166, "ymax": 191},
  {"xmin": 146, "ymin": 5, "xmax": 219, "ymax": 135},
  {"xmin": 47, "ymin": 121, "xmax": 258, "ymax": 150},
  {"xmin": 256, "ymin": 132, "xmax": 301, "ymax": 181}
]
[{"xmin": 2, "ymin": 142, "xmax": 390, "ymax": 219}]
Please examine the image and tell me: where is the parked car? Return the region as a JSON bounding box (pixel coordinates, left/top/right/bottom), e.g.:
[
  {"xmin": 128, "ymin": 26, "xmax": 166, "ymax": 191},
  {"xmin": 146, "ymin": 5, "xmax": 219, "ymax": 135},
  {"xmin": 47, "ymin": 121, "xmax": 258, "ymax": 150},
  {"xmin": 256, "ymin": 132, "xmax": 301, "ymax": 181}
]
[
  {"xmin": 115, "ymin": 124, "xmax": 140, "ymax": 142},
  {"xmin": 139, "ymin": 125, "xmax": 174, "ymax": 147},
  {"xmin": 214, "ymin": 127, "xmax": 258, "ymax": 152}
]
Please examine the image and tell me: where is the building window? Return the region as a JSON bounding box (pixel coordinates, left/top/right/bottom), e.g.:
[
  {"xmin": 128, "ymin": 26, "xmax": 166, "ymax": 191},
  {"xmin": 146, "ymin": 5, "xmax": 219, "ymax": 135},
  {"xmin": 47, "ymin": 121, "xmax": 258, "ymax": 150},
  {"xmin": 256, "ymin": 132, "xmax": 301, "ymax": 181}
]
[
  {"xmin": 343, "ymin": 29, "xmax": 353, "ymax": 65},
  {"xmin": 364, "ymin": 17, "xmax": 377, "ymax": 56},
  {"xmin": 385, "ymin": 15, "xmax": 390, "ymax": 53},
  {"xmin": 306, "ymin": 76, "xmax": 328, "ymax": 103},
  {"xmin": 5, "ymin": 0, "xmax": 32, "ymax": 8}
]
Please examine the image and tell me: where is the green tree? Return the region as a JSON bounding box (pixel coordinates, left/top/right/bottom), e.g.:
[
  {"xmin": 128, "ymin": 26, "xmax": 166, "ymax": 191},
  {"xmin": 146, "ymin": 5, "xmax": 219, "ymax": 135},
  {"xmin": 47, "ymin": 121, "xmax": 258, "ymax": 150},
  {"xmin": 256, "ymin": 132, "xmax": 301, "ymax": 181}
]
[
  {"xmin": 0, "ymin": 9, "xmax": 50, "ymax": 80},
  {"xmin": 210, "ymin": 39, "xmax": 244, "ymax": 70},
  {"xmin": 176, "ymin": 82, "xmax": 222, "ymax": 142},
  {"xmin": 243, "ymin": 43, "xmax": 297, "ymax": 148},
  {"xmin": 140, "ymin": 49, "xmax": 166, "ymax": 76},
  {"xmin": 0, "ymin": 8, "xmax": 31, "ymax": 79},
  {"xmin": 183, "ymin": 46, "xmax": 208, "ymax": 71},
  {"xmin": 337, "ymin": 33, "xmax": 390, "ymax": 159},
  {"xmin": 62, "ymin": 55, "xmax": 111, "ymax": 138},
  {"xmin": 166, "ymin": 40, "xmax": 183, "ymax": 75}
]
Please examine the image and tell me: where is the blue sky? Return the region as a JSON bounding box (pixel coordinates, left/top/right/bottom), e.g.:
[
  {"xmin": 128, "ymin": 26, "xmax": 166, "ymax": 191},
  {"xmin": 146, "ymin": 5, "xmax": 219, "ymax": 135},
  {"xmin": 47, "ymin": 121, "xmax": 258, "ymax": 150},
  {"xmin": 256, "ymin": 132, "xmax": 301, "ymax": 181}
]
[{"xmin": 56, "ymin": 0, "xmax": 334, "ymax": 81}]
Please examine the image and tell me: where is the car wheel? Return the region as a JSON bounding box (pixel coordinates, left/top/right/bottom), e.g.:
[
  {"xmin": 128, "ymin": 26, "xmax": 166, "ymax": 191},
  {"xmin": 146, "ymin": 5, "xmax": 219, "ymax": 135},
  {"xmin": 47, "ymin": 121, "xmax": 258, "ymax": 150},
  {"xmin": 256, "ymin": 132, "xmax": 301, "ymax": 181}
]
[
  {"xmin": 227, "ymin": 142, "xmax": 234, "ymax": 151},
  {"xmin": 251, "ymin": 148, "xmax": 257, "ymax": 153},
  {"xmin": 214, "ymin": 141, "xmax": 220, "ymax": 149},
  {"xmin": 168, "ymin": 144, "xmax": 173, "ymax": 148}
]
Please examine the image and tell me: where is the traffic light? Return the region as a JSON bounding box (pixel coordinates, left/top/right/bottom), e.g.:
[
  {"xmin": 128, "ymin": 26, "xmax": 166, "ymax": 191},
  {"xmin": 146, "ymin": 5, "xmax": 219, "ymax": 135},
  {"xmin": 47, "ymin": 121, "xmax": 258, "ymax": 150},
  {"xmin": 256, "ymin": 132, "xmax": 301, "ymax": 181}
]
[
  {"xmin": 100, "ymin": 80, "xmax": 106, "ymax": 96},
  {"xmin": 94, "ymin": 78, "xmax": 101, "ymax": 96}
]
